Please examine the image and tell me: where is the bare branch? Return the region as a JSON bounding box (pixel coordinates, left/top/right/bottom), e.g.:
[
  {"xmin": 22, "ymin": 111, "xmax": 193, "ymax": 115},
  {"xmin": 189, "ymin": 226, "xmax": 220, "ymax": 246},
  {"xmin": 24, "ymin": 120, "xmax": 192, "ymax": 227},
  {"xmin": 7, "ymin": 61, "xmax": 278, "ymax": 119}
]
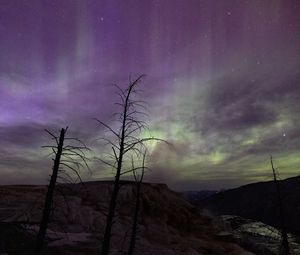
[
  {"xmin": 60, "ymin": 159, "xmax": 85, "ymax": 169},
  {"xmin": 121, "ymin": 166, "xmax": 148, "ymax": 176},
  {"xmin": 44, "ymin": 129, "xmax": 59, "ymax": 145},
  {"xmin": 60, "ymin": 163, "xmax": 85, "ymax": 184},
  {"xmin": 112, "ymin": 147, "xmax": 119, "ymax": 162},
  {"xmin": 96, "ymin": 138, "xmax": 120, "ymax": 150},
  {"xmin": 98, "ymin": 158, "xmax": 118, "ymax": 169},
  {"xmin": 124, "ymin": 137, "xmax": 167, "ymax": 154},
  {"xmin": 42, "ymin": 145, "xmax": 57, "ymax": 149},
  {"xmin": 93, "ymin": 118, "xmax": 120, "ymax": 138},
  {"xmin": 64, "ymin": 137, "xmax": 89, "ymax": 147}
]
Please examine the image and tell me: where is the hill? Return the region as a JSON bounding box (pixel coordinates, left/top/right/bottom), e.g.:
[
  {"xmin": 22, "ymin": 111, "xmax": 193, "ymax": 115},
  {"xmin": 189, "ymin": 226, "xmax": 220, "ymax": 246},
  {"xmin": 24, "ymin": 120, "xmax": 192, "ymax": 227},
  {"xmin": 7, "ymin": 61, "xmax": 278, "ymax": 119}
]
[
  {"xmin": 200, "ymin": 176, "xmax": 300, "ymax": 235},
  {"xmin": 0, "ymin": 181, "xmax": 252, "ymax": 255}
]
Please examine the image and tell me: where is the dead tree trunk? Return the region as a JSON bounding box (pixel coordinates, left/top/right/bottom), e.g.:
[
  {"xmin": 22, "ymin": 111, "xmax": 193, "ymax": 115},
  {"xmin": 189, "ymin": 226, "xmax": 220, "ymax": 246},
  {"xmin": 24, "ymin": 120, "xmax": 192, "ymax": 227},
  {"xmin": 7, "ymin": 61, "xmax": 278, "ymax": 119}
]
[
  {"xmin": 128, "ymin": 153, "xmax": 146, "ymax": 255},
  {"xmin": 100, "ymin": 163, "xmax": 122, "ymax": 255},
  {"xmin": 127, "ymin": 182, "xmax": 141, "ymax": 255},
  {"xmin": 97, "ymin": 75, "xmax": 166, "ymax": 255},
  {"xmin": 35, "ymin": 128, "xmax": 65, "ymax": 253},
  {"xmin": 100, "ymin": 78, "xmax": 138, "ymax": 255},
  {"xmin": 270, "ymin": 156, "xmax": 290, "ymax": 255}
]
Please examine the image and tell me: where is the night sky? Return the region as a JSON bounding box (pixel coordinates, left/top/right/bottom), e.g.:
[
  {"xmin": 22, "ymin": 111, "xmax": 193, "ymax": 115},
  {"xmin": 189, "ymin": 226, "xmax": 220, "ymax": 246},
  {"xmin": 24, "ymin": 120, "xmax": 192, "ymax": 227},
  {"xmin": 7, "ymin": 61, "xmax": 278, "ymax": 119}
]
[{"xmin": 1, "ymin": 0, "xmax": 300, "ymax": 190}]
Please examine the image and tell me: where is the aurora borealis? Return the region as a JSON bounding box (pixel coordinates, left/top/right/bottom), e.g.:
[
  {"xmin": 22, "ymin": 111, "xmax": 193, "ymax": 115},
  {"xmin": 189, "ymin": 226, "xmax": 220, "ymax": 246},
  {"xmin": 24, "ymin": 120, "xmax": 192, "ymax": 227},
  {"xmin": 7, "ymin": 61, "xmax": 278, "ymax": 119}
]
[{"xmin": 1, "ymin": 0, "xmax": 300, "ymax": 190}]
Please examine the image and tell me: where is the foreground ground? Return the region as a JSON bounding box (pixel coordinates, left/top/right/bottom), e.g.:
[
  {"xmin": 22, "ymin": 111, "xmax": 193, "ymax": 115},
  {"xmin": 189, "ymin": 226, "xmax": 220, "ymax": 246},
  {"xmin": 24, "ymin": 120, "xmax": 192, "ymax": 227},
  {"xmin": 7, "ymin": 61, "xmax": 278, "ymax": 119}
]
[{"xmin": 0, "ymin": 181, "xmax": 297, "ymax": 254}]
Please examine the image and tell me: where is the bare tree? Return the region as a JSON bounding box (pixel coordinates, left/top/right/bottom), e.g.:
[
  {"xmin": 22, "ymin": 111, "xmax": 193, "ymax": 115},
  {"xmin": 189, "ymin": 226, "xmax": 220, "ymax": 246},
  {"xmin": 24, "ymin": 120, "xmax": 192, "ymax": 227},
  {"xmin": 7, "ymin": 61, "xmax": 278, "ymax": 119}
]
[
  {"xmin": 270, "ymin": 155, "xmax": 290, "ymax": 255},
  {"xmin": 35, "ymin": 127, "xmax": 90, "ymax": 253},
  {"xmin": 128, "ymin": 151, "xmax": 146, "ymax": 255},
  {"xmin": 96, "ymin": 75, "xmax": 165, "ymax": 255}
]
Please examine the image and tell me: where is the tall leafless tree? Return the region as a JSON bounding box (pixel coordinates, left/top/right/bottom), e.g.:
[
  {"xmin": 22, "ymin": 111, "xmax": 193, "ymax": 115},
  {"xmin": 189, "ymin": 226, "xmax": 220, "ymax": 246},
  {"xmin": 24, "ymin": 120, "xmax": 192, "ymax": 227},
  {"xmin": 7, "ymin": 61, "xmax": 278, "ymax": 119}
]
[
  {"xmin": 96, "ymin": 75, "xmax": 165, "ymax": 255},
  {"xmin": 270, "ymin": 155, "xmax": 290, "ymax": 255},
  {"xmin": 35, "ymin": 127, "xmax": 90, "ymax": 253}
]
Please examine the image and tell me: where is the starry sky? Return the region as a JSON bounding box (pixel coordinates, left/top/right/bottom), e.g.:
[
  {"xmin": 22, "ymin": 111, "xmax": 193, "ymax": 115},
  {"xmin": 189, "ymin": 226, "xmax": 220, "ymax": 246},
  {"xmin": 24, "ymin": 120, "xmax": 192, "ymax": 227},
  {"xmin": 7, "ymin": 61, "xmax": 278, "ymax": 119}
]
[{"xmin": 1, "ymin": 0, "xmax": 300, "ymax": 190}]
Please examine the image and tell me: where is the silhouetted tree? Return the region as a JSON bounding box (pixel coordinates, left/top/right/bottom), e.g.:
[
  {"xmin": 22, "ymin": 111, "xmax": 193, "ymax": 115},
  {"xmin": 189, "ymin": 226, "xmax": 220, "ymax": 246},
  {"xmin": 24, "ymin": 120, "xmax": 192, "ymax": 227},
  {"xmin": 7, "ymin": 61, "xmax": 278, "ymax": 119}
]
[
  {"xmin": 270, "ymin": 155, "xmax": 290, "ymax": 255},
  {"xmin": 35, "ymin": 127, "xmax": 89, "ymax": 253},
  {"xmin": 96, "ymin": 75, "xmax": 165, "ymax": 255},
  {"xmin": 128, "ymin": 151, "xmax": 146, "ymax": 255}
]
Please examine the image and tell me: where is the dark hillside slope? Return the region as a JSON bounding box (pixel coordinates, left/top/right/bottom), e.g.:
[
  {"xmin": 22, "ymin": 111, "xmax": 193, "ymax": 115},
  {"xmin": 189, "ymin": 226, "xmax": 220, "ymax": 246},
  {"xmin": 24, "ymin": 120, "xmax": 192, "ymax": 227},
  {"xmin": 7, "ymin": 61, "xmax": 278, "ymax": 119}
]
[
  {"xmin": 0, "ymin": 181, "xmax": 252, "ymax": 255},
  {"xmin": 200, "ymin": 176, "xmax": 300, "ymax": 234}
]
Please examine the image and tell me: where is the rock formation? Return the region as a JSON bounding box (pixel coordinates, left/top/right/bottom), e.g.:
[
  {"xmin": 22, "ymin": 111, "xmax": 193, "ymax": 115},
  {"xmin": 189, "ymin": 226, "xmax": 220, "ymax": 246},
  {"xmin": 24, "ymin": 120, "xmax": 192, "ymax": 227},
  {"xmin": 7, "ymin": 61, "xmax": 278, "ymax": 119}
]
[{"xmin": 0, "ymin": 181, "xmax": 253, "ymax": 254}]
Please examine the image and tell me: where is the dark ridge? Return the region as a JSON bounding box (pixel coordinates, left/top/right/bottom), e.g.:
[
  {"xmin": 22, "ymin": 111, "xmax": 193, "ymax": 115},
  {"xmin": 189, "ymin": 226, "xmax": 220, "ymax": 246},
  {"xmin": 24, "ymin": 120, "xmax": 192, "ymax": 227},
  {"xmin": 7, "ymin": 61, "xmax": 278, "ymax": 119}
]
[{"xmin": 200, "ymin": 175, "xmax": 300, "ymax": 235}]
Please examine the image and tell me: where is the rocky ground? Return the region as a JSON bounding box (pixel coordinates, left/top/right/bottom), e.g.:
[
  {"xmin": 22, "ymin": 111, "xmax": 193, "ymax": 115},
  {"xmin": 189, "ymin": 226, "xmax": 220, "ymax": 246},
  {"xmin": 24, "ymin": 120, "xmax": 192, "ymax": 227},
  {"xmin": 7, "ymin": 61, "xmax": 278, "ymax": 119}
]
[
  {"xmin": 220, "ymin": 215, "xmax": 300, "ymax": 255},
  {"xmin": 0, "ymin": 181, "xmax": 255, "ymax": 255}
]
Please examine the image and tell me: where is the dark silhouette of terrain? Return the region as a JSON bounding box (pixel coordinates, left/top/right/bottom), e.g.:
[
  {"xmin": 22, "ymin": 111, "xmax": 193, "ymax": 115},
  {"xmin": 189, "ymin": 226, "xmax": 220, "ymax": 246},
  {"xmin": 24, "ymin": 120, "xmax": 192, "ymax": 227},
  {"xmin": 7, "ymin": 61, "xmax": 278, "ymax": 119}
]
[
  {"xmin": 0, "ymin": 181, "xmax": 252, "ymax": 255},
  {"xmin": 199, "ymin": 176, "xmax": 300, "ymax": 235},
  {"xmin": 183, "ymin": 190, "xmax": 218, "ymax": 204}
]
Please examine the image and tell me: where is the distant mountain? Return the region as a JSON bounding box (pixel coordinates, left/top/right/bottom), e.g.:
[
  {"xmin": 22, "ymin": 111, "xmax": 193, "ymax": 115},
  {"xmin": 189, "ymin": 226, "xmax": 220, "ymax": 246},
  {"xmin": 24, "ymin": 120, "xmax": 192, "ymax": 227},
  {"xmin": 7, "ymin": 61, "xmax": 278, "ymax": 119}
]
[
  {"xmin": 183, "ymin": 190, "xmax": 218, "ymax": 204},
  {"xmin": 200, "ymin": 176, "xmax": 300, "ymax": 235}
]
